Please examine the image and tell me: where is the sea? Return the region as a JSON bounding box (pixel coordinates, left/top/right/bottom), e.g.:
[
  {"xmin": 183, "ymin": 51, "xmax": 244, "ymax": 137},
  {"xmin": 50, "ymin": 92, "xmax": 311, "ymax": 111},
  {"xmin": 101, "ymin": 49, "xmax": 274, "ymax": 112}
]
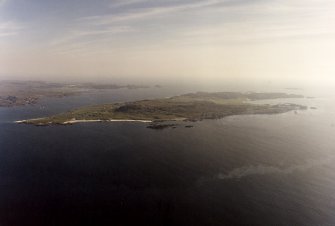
[{"xmin": 0, "ymin": 85, "xmax": 334, "ymax": 225}]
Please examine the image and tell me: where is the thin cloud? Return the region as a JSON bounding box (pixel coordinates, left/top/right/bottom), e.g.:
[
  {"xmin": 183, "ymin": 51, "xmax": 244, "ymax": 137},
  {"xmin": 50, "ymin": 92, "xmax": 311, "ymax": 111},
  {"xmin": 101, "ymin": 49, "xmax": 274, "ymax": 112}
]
[
  {"xmin": 0, "ymin": 21, "xmax": 22, "ymax": 38},
  {"xmin": 174, "ymin": 0, "xmax": 335, "ymax": 44},
  {"xmin": 51, "ymin": 0, "xmax": 335, "ymax": 55},
  {"xmin": 50, "ymin": 26, "xmax": 134, "ymax": 45},
  {"xmin": 49, "ymin": 25, "xmax": 135, "ymax": 56},
  {"xmin": 79, "ymin": 0, "xmax": 222, "ymax": 25},
  {"xmin": 109, "ymin": 0, "xmax": 149, "ymax": 8}
]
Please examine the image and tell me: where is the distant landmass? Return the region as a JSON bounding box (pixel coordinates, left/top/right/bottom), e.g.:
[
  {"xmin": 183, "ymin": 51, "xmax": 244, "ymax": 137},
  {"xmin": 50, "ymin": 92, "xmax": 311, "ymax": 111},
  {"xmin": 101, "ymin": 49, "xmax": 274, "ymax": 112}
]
[
  {"xmin": 0, "ymin": 80, "xmax": 150, "ymax": 107},
  {"xmin": 16, "ymin": 91, "xmax": 306, "ymax": 127},
  {"xmin": 285, "ymin": 87, "xmax": 303, "ymax": 91}
]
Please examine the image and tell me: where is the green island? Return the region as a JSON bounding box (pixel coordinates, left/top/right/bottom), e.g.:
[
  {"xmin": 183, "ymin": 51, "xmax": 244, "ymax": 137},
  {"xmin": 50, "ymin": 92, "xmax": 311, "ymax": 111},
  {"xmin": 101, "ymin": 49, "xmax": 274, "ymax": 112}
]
[{"xmin": 16, "ymin": 92, "xmax": 306, "ymax": 128}]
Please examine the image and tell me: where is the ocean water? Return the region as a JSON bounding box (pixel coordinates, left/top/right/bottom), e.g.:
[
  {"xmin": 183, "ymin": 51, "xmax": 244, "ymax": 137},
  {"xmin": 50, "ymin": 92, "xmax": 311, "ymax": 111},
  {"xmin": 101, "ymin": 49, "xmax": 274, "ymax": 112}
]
[{"xmin": 0, "ymin": 86, "xmax": 335, "ymax": 225}]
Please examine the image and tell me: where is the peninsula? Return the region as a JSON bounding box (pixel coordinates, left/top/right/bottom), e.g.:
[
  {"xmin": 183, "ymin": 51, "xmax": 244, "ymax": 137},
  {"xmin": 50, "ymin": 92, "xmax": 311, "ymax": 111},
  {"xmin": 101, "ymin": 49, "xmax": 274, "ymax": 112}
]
[{"xmin": 17, "ymin": 92, "xmax": 306, "ymax": 127}]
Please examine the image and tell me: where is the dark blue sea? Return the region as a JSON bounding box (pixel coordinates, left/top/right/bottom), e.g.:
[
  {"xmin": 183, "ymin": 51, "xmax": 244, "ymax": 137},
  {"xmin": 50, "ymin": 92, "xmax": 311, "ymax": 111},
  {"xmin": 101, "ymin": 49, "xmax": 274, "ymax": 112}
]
[{"xmin": 0, "ymin": 86, "xmax": 335, "ymax": 225}]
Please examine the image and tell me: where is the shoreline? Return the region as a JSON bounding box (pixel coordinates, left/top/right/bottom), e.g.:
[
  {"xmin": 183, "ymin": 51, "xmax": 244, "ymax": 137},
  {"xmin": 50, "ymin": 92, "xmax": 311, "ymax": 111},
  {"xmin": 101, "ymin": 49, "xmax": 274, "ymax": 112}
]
[
  {"xmin": 15, "ymin": 118, "xmax": 45, "ymax": 124},
  {"xmin": 15, "ymin": 118, "xmax": 153, "ymax": 125}
]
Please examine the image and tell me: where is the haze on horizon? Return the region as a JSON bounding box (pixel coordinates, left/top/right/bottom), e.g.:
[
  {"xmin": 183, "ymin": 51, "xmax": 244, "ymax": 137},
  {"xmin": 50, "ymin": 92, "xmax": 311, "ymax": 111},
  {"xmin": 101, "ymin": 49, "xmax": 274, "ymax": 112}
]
[{"xmin": 0, "ymin": 0, "xmax": 334, "ymax": 87}]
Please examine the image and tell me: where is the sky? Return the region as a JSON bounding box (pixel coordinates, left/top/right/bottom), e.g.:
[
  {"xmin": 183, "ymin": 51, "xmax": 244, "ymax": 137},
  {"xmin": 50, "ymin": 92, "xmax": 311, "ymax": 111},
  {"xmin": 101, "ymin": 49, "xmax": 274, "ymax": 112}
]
[{"xmin": 0, "ymin": 0, "xmax": 334, "ymax": 86}]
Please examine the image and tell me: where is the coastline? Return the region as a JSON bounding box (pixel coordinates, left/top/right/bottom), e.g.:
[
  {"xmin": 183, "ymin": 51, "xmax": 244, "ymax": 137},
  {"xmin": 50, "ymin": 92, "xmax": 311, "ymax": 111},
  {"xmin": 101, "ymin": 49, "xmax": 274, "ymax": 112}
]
[
  {"xmin": 15, "ymin": 118, "xmax": 153, "ymax": 125},
  {"xmin": 15, "ymin": 118, "xmax": 45, "ymax": 124}
]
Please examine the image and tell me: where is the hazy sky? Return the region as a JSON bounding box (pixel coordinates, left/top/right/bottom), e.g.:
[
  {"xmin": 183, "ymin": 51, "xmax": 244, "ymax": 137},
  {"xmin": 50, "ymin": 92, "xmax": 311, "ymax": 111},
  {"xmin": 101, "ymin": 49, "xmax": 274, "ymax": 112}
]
[{"xmin": 0, "ymin": 0, "xmax": 334, "ymax": 85}]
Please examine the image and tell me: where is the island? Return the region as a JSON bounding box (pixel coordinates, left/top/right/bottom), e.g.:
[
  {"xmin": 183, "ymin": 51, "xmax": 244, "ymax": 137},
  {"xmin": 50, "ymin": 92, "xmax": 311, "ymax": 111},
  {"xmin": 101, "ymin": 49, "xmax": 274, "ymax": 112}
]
[{"xmin": 16, "ymin": 92, "xmax": 306, "ymax": 128}]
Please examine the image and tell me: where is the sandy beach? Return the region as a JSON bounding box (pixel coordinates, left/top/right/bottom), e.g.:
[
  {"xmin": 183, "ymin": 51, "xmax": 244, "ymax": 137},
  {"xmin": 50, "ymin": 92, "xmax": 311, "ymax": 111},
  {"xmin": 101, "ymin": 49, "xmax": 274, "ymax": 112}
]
[{"xmin": 15, "ymin": 119, "xmax": 152, "ymax": 124}]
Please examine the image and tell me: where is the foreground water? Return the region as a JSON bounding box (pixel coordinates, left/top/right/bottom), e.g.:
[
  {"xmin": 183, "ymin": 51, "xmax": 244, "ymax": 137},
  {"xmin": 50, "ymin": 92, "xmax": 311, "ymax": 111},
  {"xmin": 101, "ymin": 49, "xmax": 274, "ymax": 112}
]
[{"xmin": 0, "ymin": 86, "xmax": 335, "ymax": 225}]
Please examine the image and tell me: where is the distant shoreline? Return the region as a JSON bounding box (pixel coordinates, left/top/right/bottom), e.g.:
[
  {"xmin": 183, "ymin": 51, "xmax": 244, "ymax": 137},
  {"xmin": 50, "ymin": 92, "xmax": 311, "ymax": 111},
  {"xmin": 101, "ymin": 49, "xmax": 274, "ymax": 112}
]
[{"xmin": 0, "ymin": 80, "xmax": 151, "ymax": 107}]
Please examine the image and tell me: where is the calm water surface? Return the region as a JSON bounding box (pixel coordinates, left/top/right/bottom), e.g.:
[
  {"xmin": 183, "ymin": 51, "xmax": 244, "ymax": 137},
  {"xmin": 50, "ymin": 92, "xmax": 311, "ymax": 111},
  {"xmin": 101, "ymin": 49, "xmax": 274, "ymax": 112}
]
[{"xmin": 0, "ymin": 86, "xmax": 335, "ymax": 225}]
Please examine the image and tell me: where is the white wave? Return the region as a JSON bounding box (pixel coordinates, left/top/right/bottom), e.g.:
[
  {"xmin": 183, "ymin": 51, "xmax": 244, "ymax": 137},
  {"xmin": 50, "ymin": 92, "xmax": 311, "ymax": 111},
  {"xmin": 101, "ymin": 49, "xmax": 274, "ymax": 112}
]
[{"xmin": 218, "ymin": 158, "xmax": 332, "ymax": 180}]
